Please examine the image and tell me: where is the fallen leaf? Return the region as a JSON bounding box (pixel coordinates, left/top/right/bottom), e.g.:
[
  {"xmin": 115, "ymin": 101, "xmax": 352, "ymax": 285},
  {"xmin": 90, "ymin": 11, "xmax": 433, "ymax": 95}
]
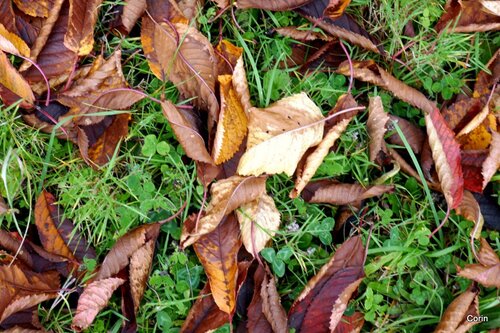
[
  {"xmin": 387, "ymin": 115, "xmax": 424, "ymax": 154},
  {"xmin": 333, "ymin": 312, "xmax": 364, "ymax": 333},
  {"xmin": 367, "ymin": 96, "xmax": 389, "ymax": 163},
  {"xmin": 482, "ymin": 131, "xmax": 500, "ymax": 189},
  {"xmin": 177, "ymin": 0, "xmax": 202, "ymax": 21},
  {"xmin": 288, "ymin": 236, "xmax": 365, "ymax": 332},
  {"xmin": 237, "ymin": 93, "xmax": 324, "ymax": 176},
  {"xmin": 456, "ymin": 104, "xmax": 491, "ymax": 137},
  {"xmin": 145, "ymin": 0, "xmax": 188, "ymax": 24},
  {"xmin": 212, "ymin": 75, "xmax": 248, "ymax": 164},
  {"xmin": 12, "ymin": 0, "xmax": 54, "ymax": 17},
  {"xmin": 71, "ymin": 277, "xmax": 125, "ymax": 331},
  {"xmin": 0, "ymin": 1, "xmax": 18, "ymax": 36},
  {"xmin": 64, "ymin": 0, "xmax": 102, "ymax": 55},
  {"xmin": 193, "ymin": 214, "xmax": 241, "ymax": 314},
  {"xmin": 433, "ymin": 285, "xmax": 479, "ymax": 333},
  {"xmin": 111, "ymin": 0, "xmax": 146, "ymax": 35},
  {"xmin": 457, "ymin": 113, "xmax": 497, "ymax": 150},
  {"xmin": 302, "ymin": 180, "xmax": 394, "ymax": 206},
  {"xmin": 456, "ymin": 191, "xmax": 484, "ymax": 239},
  {"xmin": 232, "ymin": 55, "xmax": 252, "ymax": 114},
  {"xmin": 261, "ymin": 267, "xmax": 288, "ymax": 333},
  {"xmin": 181, "ymin": 175, "xmax": 266, "ymax": 247},
  {"xmin": 477, "ymin": 238, "xmax": 500, "ymax": 267},
  {"xmin": 0, "ymin": 50, "xmax": 35, "ymax": 107},
  {"xmin": 274, "ymin": 26, "xmax": 334, "ymax": 42},
  {"xmin": 482, "ymin": 1, "xmax": 500, "ymax": 16},
  {"xmin": 458, "ymin": 238, "xmax": 500, "ymax": 288},
  {"xmin": 1, "ymin": 294, "xmax": 56, "ymax": 323},
  {"xmin": 0, "ymin": 23, "xmax": 30, "ymax": 56},
  {"xmin": 236, "ymin": 0, "xmax": 312, "ymax": 10},
  {"xmin": 129, "ymin": 240, "xmax": 155, "ymax": 313},
  {"xmin": 435, "ymin": 0, "xmax": 500, "ymax": 33},
  {"xmin": 324, "ymin": 0, "xmax": 352, "ymax": 19},
  {"xmin": 236, "ymin": 193, "xmax": 281, "ymax": 257},
  {"xmin": 461, "ymin": 150, "xmax": 488, "ymax": 193},
  {"xmin": 215, "ymin": 39, "xmax": 243, "ymax": 76},
  {"xmin": 2, "ymin": 327, "xmax": 48, "ymax": 333},
  {"xmin": 337, "ymin": 60, "xmax": 436, "ymax": 115},
  {"xmin": 425, "ymin": 108, "xmax": 464, "ymax": 210}
]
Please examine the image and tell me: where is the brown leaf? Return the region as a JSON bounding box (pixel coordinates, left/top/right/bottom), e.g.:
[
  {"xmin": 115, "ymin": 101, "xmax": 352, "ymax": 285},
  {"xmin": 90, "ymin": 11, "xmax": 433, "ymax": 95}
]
[
  {"xmin": 97, "ymin": 223, "xmax": 160, "ymax": 280},
  {"xmin": 458, "ymin": 238, "xmax": 500, "ymax": 288},
  {"xmin": 180, "ymin": 283, "xmax": 229, "ymax": 333},
  {"xmin": 261, "ymin": 268, "xmax": 288, "ymax": 333},
  {"xmin": 111, "ymin": 0, "xmax": 146, "ymax": 35},
  {"xmin": 333, "ymin": 312, "xmax": 364, "ymax": 333},
  {"xmin": 1, "ymin": 294, "xmax": 56, "ymax": 323},
  {"xmin": 274, "ymin": 26, "xmax": 334, "ymax": 42},
  {"xmin": 181, "ymin": 175, "xmax": 266, "ymax": 247},
  {"xmin": 71, "ymin": 277, "xmax": 125, "ymax": 331},
  {"xmin": 435, "ymin": 0, "xmax": 500, "ymax": 33},
  {"xmin": 324, "ymin": 0, "xmax": 352, "ymax": 19},
  {"xmin": 129, "ymin": 240, "xmax": 155, "ymax": 313},
  {"xmin": 212, "ymin": 75, "xmax": 248, "ymax": 164},
  {"xmin": 482, "ymin": 131, "xmax": 500, "ymax": 189},
  {"xmin": 2, "ymin": 327, "xmax": 49, "ymax": 333},
  {"xmin": 236, "ymin": 0, "xmax": 312, "ymax": 10},
  {"xmin": 457, "ymin": 113, "xmax": 497, "ymax": 150},
  {"xmin": 246, "ymin": 266, "xmax": 272, "ymax": 333},
  {"xmin": 141, "ymin": 18, "xmax": 219, "ymax": 125},
  {"xmin": 193, "ymin": 214, "xmax": 241, "ymax": 314},
  {"xmin": 0, "ymin": 50, "xmax": 35, "ymax": 108},
  {"xmin": 232, "ymin": 55, "xmax": 252, "ymax": 114},
  {"xmin": 455, "ymin": 191, "xmax": 484, "ymax": 239},
  {"xmin": 237, "ymin": 93, "xmax": 324, "ymax": 176},
  {"xmin": 0, "ymin": 1, "xmax": 19, "ymax": 35},
  {"xmin": 433, "ymin": 286, "xmax": 479, "ymax": 333},
  {"xmin": 367, "ymin": 96, "xmax": 389, "ymax": 163},
  {"xmin": 236, "ymin": 193, "xmax": 281, "ymax": 257},
  {"xmin": 425, "ymin": 108, "xmax": 464, "ymax": 210},
  {"xmin": 161, "ymin": 100, "xmax": 214, "ymax": 164},
  {"xmin": 337, "ymin": 60, "xmax": 436, "ymax": 115},
  {"xmin": 302, "ymin": 180, "xmax": 394, "ymax": 206},
  {"xmin": 0, "ymin": 23, "xmax": 30, "ymax": 56},
  {"xmin": 288, "ymin": 236, "xmax": 365, "ymax": 332},
  {"xmin": 64, "ymin": 0, "xmax": 102, "ymax": 55},
  {"xmin": 215, "ymin": 39, "xmax": 243, "ymax": 76},
  {"xmin": 387, "ymin": 115, "xmax": 425, "ymax": 154},
  {"xmin": 0, "ymin": 197, "xmax": 9, "ymax": 215},
  {"xmin": 477, "ymin": 238, "xmax": 500, "ymax": 267}
]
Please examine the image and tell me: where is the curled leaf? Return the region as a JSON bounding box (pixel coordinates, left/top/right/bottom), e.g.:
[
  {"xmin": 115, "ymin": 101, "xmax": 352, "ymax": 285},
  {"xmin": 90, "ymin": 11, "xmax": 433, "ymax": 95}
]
[
  {"xmin": 458, "ymin": 238, "xmax": 500, "ymax": 288},
  {"xmin": 482, "ymin": 131, "xmax": 500, "ymax": 189},
  {"xmin": 435, "ymin": 0, "xmax": 500, "ymax": 33},
  {"xmin": 367, "ymin": 96, "xmax": 389, "ymax": 163},
  {"xmin": 455, "ymin": 191, "xmax": 484, "ymax": 239},
  {"xmin": 433, "ymin": 286, "xmax": 479, "ymax": 333},
  {"xmin": 387, "ymin": 115, "xmax": 425, "ymax": 154}
]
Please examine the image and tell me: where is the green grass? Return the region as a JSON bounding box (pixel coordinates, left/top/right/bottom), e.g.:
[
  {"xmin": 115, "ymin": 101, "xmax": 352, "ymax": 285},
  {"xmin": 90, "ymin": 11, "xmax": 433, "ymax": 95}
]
[{"xmin": 1, "ymin": 0, "xmax": 499, "ymax": 332}]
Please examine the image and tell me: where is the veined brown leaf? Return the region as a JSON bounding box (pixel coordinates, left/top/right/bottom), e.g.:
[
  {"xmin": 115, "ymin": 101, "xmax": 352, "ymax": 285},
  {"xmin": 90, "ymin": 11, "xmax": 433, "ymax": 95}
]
[
  {"xmin": 424, "ymin": 108, "xmax": 464, "ymax": 210},
  {"xmin": 0, "ymin": 23, "xmax": 30, "ymax": 56},
  {"xmin": 12, "ymin": 0, "xmax": 54, "ymax": 17},
  {"xmin": 247, "ymin": 265, "xmax": 273, "ymax": 333},
  {"xmin": 261, "ymin": 267, "xmax": 288, "ymax": 333},
  {"xmin": 215, "ymin": 39, "xmax": 243, "ymax": 76},
  {"xmin": 236, "ymin": 0, "xmax": 312, "ymax": 10},
  {"xmin": 236, "ymin": 193, "xmax": 281, "ymax": 257},
  {"xmin": 71, "ymin": 277, "xmax": 125, "ymax": 331},
  {"xmin": 193, "ymin": 214, "xmax": 241, "ymax": 314},
  {"xmin": 0, "ymin": 1, "xmax": 17, "ymax": 36},
  {"xmin": 387, "ymin": 115, "xmax": 424, "ymax": 154},
  {"xmin": 181, "ymin": 175, "xmax": 266, "ymax": 247},
  {"xmin": 145, "ymin": 0, "xmax": 188, "ymax": 24},
  {"xmin": 455, "ymin": 191, "xmax": 484, "ymax": 239},
  {"xmin": 64, "ymin": 0, "xmax": 102, "ymax": 55},
  {"xmin": 212, "ymin": 75, "xmax": 248, "ymax": 164},
  {"xmin": 288, "ymin": 236, "xmax": 365, "ymax": 332},
  {"xmin": 237, "ymin": 93, "xmax": 324, "ymax": 176},
  {"xmin": 477, "ymin": 238, "xmax": 500, "ymax": 267},
  {"xmin": 482, "ymin": 131, "xmax": 500, "ymax": 189},
  {"xmin": 129, "ymin": 240, "xmax": 155, "ymax": 313},
  {"xmin": 0, "ymin": 50, "xmax": 34, "ymax": 108},
  {"xmin": 435, "ymin": 0, "xmax": 500, "ymax": 33},
  {"xmin": 458, "ymin": 238, "xmax": 500, "ymax": 288},
  {"xmin": 111, "ymin": 0, "xmax": 146, "ymax": 35},
  {"xmin": 433, "ymin": 286, "xmax": 479, "ymax": 333},
  {"xmin": 367, "ymin": 96, "xmax": 389, "ymax": 163},
  {"xmin": 337, "ymin": 60, "xmax": 436, "ymax": 115},
  {"xmin": 1, "ymin": 293, "xmax": 57, "ymax": 323}
]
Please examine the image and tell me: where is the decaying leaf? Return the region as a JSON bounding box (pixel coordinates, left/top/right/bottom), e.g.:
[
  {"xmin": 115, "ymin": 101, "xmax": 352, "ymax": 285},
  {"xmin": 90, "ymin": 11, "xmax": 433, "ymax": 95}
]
[
  {"xmin": 0, "ymin": 50, "xmax": 34, "ymax": 107},
  {"xmin": 193, "ymin": 214, "xmax": 241, "ymax": 314},
  {"xmin": 433, "ymin": 285, "xmax": 479, "ymax": 333},
  {"xmin": 215, "ymin": 39, "xmax": 243, "ymax": 76},
  {"xmin": 232, "ymin": 56, "xmax": 252, "ymax": 114},
  {"xmin": 247, "ymin": 265, "xmax": 274, "ymax": 333},
  {"xmin": 456, "ymin": 191, "xmax": 484, "ymax": 239},
  {"xmin": 288, "ymin": 236, "xmax": 365, "ymax": 332},
  {"xmin": 425, "ymin": 108, "xmax": 464, "ymax": 210},
  {"xmin": 236, "ymin": 0, "xmax": 312, "ymax": 10},
  {"xmin": 435, "ymin": 0, "xmax": 500, "ymax": 33},
  {"xmin": 367, "ymin": 96, "xmax": 389, "ymax": 163},
  {"xmin": 274, "ymin": 26, "xmax": 334, "ymax": 42},
  {"xmin": 261, "ymin": 268, "xmax": 288, "ymax": 333},
  {"xmin": 334, "ymin": 312, "xmax": 364, "ymax": 333},
  {"xmin": 181, "ymin": 175, "xmax": 266, "ymax": 247},
  {"xmin": 71, "ymin": 277, "xmax": 125, "ymax": 331},
  {"xmin": 64, "ymin": 0, "xmax": 102, "ymax": 55},
  {"xmin": 457, "ymin": 113, "xmax": 497, "ymax": 150},
  {"xmin": 237, "ymin": 93, "xmax": 324, "ymax": 176},
  {"xmin": 0, "ymin": 23, "xmax": 30, "ymax": 56},
  {"xmin": 302, "ymin": 180, "xmax": 394, "ymax": 206},
  {"xmin": 458, "ymin": 238, "xmax": 500, "ymax": 288},
  {"xmin": 129, "ymin": 240, "xmax": 155, "ymax": 313},
  {"xmin": 387, "ymin": 115, "xmax": 425, "ymax": 154},
  {"xmin": 482, "ymin": 131, "xmax": 500, "ymax": 189},
  {"xmin": 111, "ymin": 0, "xmax": 146, "ymax": 34},
  {"xmin": 461, "ymin": 149, "xmax": 488, "ymax": 193},
  {"xmin": 324, "ymin": 0, "xmax": 352, "ymax": 19},
  {"xmin": 337, "ymin": 60, "xmax": 436, "ymax": 115},
  {"xmin": 236, "ymin": 193, "xmax": 281, "ymax": 257},
  {"xmin": 212, "ymin": 75, "xmax": 248, "ymax": 164}
]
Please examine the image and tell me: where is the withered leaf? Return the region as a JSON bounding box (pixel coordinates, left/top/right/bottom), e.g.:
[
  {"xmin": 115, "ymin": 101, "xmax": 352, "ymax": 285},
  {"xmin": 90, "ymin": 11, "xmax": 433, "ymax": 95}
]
[
  {"xmin": 111, "ymin": 0, "xmax": 146, "ymax": 35},
  {"xmin": 247, "ymin": 265, "xmax": 273, "ymax": 333},
  {"xmin": 457, "ymin": 113, "xmax": 497, "ymax": 150},
  {"xmin": 236, "ymin": 193, "xmax": 281, "ymax": 257},
  {"xmin": 12, "ymin": 0, "xmax": 54, "ymax": 17},
  {"xmin": 193, "ymin": 214, "xmax": 241, "ymax": 314},
  {"xmin": 182, "ymin": 175, "xmax": 266, "ymax": 247},
  {"xmin": 456, "ymin": 191, "xmax": 484, "ymax": 239},
  {"xmin": 337, "ymin": 60, "xmax": 436, "ymax": 115},
  {"xmin": 367, "ymin": 96, "xmax": 389, "ymax": 163},
  {"xmin": 215, "ymin": 39, "xmax": 243, "ymax": 76},
  {"xmin": 2, "ymin": 327, "xmax": 48, "ymax": 333},
  {"xmin": 387, "ymin": 115, "xmax": 425, "ymax": 154},
  {"xmin": 236, "ymin": 0, "xmax": 312, "ymax": 10},
  {"xmin": 458, "ymin": 238, "xmax": 500, "ymax": 288},
  {"xmin": 1, "ymin": 294, "xmax": 56, "ymax": 323},
  {"xmin": 0, "ymin": 50, "xmax": 35, "ymax": 108},
  {"xmin": 435, "ymin": 0, "xmax": 500, "ymax": 33},
  {"xmin": 0, "ymin": 23, "xmax": 30, "ymax": 56},
  {"xmin": 288, "ymin": 236, "xmax": 365, "ymax": 332},
  {"xmin": 461, "ymin": 150, "xmax": 488, "ymax": 193},
  {"xmin": 71, "ymin": 277, "xmax": 125, "ymax": 331},
  {"xmin": 237, "ymin": 93, "xmax": 324, "ymax": 176},
  {"xmin": 64, "ymin": 0, "xmax": 102, "ymax": 55},
  {"xmin": 274, "ymin": 26, "xmax": 334, "ymax": 42},
  {"xmin": 129, "ymin": 240, "xmax": 155, "ymax": 313},
  {"xmin": 433, "ymin": 286, "xmax": 479, "ymax": 333},
  {"xmin": 334, "ymin": 312, "xmax": 364, "ymax": 333},
  {"xmin": 482, "ymin": 131, "xmax": 500, "ymax": 189},
  {"xmin": 261, "ymin": 268, "xmax": 288, "ymax": 333},
  {"xmin": 232, "ymin": 55, "xmax": 252, "ymax": 114},
  {"xmin": 0, "ymin": 1, "xmax": 18, "ymax": 35}
]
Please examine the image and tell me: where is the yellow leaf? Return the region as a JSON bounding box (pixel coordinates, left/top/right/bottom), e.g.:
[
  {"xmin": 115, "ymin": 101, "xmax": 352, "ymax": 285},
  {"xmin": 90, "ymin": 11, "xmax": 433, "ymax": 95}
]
[
  {"xmin": 0, "ymin": 23, "xmax": 30, "ymax": 57},
  {"xmin": 0, "ymin": 50, "xmax": 35, "ymax": 107},
  {"xmin": 458, "ymin": 113, "xmax": 497, "ymax": 150}
]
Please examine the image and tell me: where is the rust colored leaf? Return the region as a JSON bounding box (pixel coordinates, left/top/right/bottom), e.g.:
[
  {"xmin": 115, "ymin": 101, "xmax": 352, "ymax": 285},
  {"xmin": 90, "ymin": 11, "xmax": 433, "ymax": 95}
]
[
  {"xmin": 457, "ymin": 113, "xmax": 497, "ymax": 150},
  {"xmin": 333, "ymin": 312, "xmax": 364, "ymax": 333},
  {"xmin": 2, "ymin": 327, "xmax": 48, "ymax": 333},
  {"xmin": 161, "ymin": 100, "xmax": 214, "ymax": 164},
  {"xmin": 180, "ymin": 282, "xmax": 229, "ymax": 333},
  {"xmin": 181, "ymin": 175, "xmax": 266, "ymax": 247},
  {"xmin": 482, "ymin": 131, "xmax": 500, "ymax": 189},
  {"xmin": 97, "ymin": 223, "xmax": 160, "ymax": 280},
  {"xmin": 337, "ymin": 60, "xmax": 436, "ymax": 115},
  {"xmin": 64, "ymin": 0, "xmax": 102, "ymax": 55},
  {"xmin": 0, "ymin": 23, "xmax": 30, "ymax": 56},
  {"xmin": 237, "ymin": 0, "xmax": 312, "ymax": 10},
  {"xmin": 434, "ymin": 286, "xmax": 479, "ymax": 333},
  {"xmin": 424, "ymin": 108, "xmax": 464, "ymax": 210},
  {"xmin": 236, "ymin": 193, "xmax": 281, "ymax": 257},
  {"xmin": 1, "ymin": 294, "xmax": 56, "ymax": 323},
  {"xmin": 261, "ymin": 268, "xmax": 288, "ymax": 333},
  {"xmin": 71, "ymin": 277, "xmax": 125, "ymax": 331},
  {"xmin": 274, "ymin": 26, "xmax": 334, "ymax": 42},
  {"xmin": 324, "ymin": 0, "xmax": 352, "ymax": 19},
  {"xmin": 193, "ymin": 214, "xmax": 241, "ymax": 314},
  {"xmin": 302, "ymin": 180, "xmax": 394, "ymax": 206},
  {"xmin": 213, "ymin": 75, "xmax": 248, "ymax": 164},
  {"xmin": 387, "ymin": 115, "xmax": 425, "ymax": 154},
  {"xmin": 12, "ymin": 0, "xmax": 54, "ymax": 17},
  {"xmin": 477, "ymin": 238, "xmax": 500, "ymax": 267},
  {"xmin": 215, "ymin": 39, "xmax": 243, "ymax": 76},
  {"xmin": 0, "ymin": 50, "xmax": 35, "ymax": 108},
  {"xmin": 367, "ymin": 96, "xmax": 389, "ymax": 163},
  {"xmin": 129, "ymin": 240, "xmax": 155, "ymax": 313},
  {"xmin": 456, "ymin": 191, "xmax": 484, "ymax": 239},
  {"xmin": 112, "ymin": 0, "xmax": 146, "ymax": 35},
  {"xmin": 288, "ymin": 236, "xmax": 365, "ymax": 332},
  {"xmin": 461, "ymin": 150, "xmax": 487, "ymax": 193},
  {"xmin": 458, "ymin": 238, "xmax": 500, "ymax": 288},
  {"xmin": 0, "ymin": 1, "xmax": 18, "ymax": 35},
  {"xmin": 435, "ymin": 0, "xmax": 500, "ymax": 33}
]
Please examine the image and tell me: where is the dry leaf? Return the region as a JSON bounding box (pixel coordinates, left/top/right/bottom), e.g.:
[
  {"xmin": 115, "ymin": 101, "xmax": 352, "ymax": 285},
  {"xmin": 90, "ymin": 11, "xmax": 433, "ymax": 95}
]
[
  {"xmin": 458, "ymin": 238, "xmax": 500, "ymax": 288},
  {"xmin": 236, "ymin": 0, "xmax": 312, "ymax": 10},
  {"xmin": 457, "ymin": 113, "xmax": 497, "ymax": 150},
  {"xmin": 247, "ymin": 265, "xmax": 273, "ymax": 333},
  {"xmin": 387, "ymin": 115, "xmax": 425, "ymax": 154},
  {"xmin": 333, "ymin": 312, "xmax": 364, "ymax": 333},
  {"xmin": 0, "ymin": 23, "xmax": 30, "ymax": 56},
  {"xmin": 456, "ymin": 104, "xmax": 490, "ymax": 137},
  {"xmin": 232, "ymin": 56, "xmax": 252, "ymax": 114},
  {"xmin": 215, "ymin": 39, "xmax": 243, "ymax": 75},
  {"xmin": 435, "ymin": 0, "xmax": 500, "ymax": 33},
  {"xmin": 237, "ymin": 93, "xmax": 324, "ymax": 176},
  {"xmin": 0, "ymin": 50, "xmax": 35, "ymax": 108},
  {"xmin": 261, "ymin": 268, "xmax": 288, "ymax": 333},
  {"xmin": 324, "ymin": 0, "xmax": 352, "ymax": 19},
  {"xmin": 367, "ymin": 96, "xmax": 389, "ymax": 163},
  {"xmin": 482, "ymin": 131, "xmax": 500, "ymax": 189},
  {"xmin": 236, "ymin": 193, "xmax": 281, "ymax": 257},
  {"xmin": 1, "ymin": 294, "xmax": 56, "ymax": 323},
  {"xmin": 274, "ymin": 26, "xmax": 334, "ymax": 42},
  {"xmin": 12, "ymin": 0, "xmax": 54, "ymax": 17},
  {"xmin": 425, "ymin": 108, "xmax": 464, "ymax": 210},
  {"xmin": 193, "ymin": 214, "xmax": 241, "ymax": 314},
  {"xmin": 64, "ymin": 0, "xmax": 102, "ymax": 55},
  {"xmin": 433, "ymin": 286, "xmax": 479, "ymax": 333},
  {"xmin": 482, "ymin": 1, "xmax": 500, "ymax": 16},
  {"xmin": 129, "ymin": 240, "xmax": 155, "ymax": 313},
  {"xmin": 212, "ymin": 75, "xmax": 248, "ymax": 164},
  {"xmin": 455, "ymin": 191, "xmax": 484, "ymax": 239},
  {"xmin": 111, "ymin": 0, "xmax": 146, "ymax": 34},
  {"xmin": 71, "ymin": 277, "xmax": 125, "ymax": 331},
  {"xmin": 181, "ymin": 175, "xmax": 266, "ymax": 247}
]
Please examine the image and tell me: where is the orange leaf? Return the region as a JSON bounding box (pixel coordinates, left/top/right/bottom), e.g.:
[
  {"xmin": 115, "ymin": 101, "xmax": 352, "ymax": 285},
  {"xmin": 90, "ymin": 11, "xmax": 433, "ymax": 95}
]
[
  {"xmin": 0, "ymin": 23, "xmax": 30, "ymax": 56},
  {"xmin": 324, "ymin": 0, "xmax": 352, "ymax": 19},
  {"xmin": 0, "ymin": 50, "xmax": 34, "ymax": 107},
  {"xmin": 457, "ymin": 113, "xmax": 497, "ymax": 150}
]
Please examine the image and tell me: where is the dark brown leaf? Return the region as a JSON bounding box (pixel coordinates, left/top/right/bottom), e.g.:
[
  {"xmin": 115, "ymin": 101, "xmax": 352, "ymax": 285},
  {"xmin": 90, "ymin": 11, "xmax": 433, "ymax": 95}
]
[
  {"xmin": 110, "ymin": 0, "xmax": 146, "ymax": 35},
  {"xmin": 129, "ymin": 240, "xmax": 155, "ymax": 313},
  {"xmin": 387, "ymin": 115, "xmax": 424, "ymax": 154},
  {"xmin": 261, "ymin": 267, "xmax": 288, "ymax": 333},
  {"xmin": 247, "ymin": 265, "xmax": 273, "ymax": 333}
]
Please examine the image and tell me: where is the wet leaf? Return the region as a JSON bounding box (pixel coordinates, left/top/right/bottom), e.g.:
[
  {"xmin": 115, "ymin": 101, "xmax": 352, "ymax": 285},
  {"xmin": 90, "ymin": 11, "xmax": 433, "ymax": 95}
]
[
  {"xmin": 236, "ymin": 0, "xmax": 312, "ymax": 10},
  {"xmin": 193, "ymin": 214, "xmax": 241, "ymax": 314},
  {"xmin": 425, "ymin": 108, "xmax": 464, "ymax": 210},
  {"xmin": 71, "ymin": 277, "xmax": 125, "ymax": 331},
  {"xmin": 434, "ymin": 286, "xmax": 479, "ymax": 333},
  {"xmin": 0, "ymin": 50, "xmax": 34, "ymax": 107},
  {"xmin": 458, "ymin": 238, "xmax": 500, "ymax": 288},
  {"xmin": 212, "ymin": 75, "xmax": 248, "ymax": 164},
  {"xmin": 237, "ymin": 93, "xmax": 324, "ymax": 176},
  {"xmin": 181, "ymin": 175, "xmax": 266, "ymax": 247},
  {"xmin": 288, "ymin": 236, "xmax": 365, "ymax": 332},
  {"xmin": 435, "ymin": 0, "xmax": 500, "ymax": 33},
  {"xmin": 64, "ymin": 0, "xmax": 102, "ymax": 55},
  {"xmin": 367, "ymin": 96, "xmax": 389, "ymax": 163},
  {"xmin": 236, "ymin": 193, "xmax": 281, "ymax": 257},
  {"xmin": 482, "ymin": 131, "xmax": 500, "ymax": 189}
]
